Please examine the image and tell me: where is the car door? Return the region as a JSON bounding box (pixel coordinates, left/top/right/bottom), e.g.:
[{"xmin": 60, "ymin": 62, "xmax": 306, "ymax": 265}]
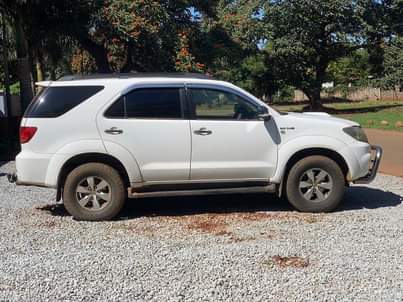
[
  {"xmin": 187, "ymin": 85, "xmax": 278, "ymax": 181},
  {"xmin": 97, "ymin": 85, "xmax": 191, "ymax": 182}
]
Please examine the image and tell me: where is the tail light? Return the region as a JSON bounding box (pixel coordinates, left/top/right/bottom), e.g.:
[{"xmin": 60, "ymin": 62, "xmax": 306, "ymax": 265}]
[{"xmin": 20, "ymin": 126, "xmax": 37, "ymax": 144}]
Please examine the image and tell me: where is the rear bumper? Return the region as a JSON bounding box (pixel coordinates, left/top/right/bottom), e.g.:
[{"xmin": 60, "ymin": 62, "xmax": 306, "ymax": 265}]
[
  {"xmin": 353, "ymin": 145, "xmax": 383, "ymax": 184},
  {"xmin": 6, "ymin": 171, "xmax": 49, "ymax": 187},
  {"xmin": 11, "ymin": 150, "xmax": 54, "ymax": 187}
]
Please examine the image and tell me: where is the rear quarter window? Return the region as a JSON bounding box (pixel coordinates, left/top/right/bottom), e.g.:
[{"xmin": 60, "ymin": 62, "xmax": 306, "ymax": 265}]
[{"xmin": 24, "ymin": 86, "xmax": 104, "ymax": 118}]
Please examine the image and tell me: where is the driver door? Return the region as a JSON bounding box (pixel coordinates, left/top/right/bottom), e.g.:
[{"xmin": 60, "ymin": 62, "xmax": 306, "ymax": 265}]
[{"xmin": 187, "ymin": 85, "xmax": 278, "ymax": 181}]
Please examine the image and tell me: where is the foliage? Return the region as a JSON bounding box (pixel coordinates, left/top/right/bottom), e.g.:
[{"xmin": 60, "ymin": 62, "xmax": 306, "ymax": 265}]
[
  {"xmin": 175, "ymin": 32, "xmax": 205, "ymax": 73},
  {"xmin": 9, "ymin": 82, "xmax": 20, "ymax": 95},
  {"xmin": 378, "ymin": 36, "xmax": 403, "ymax": 89},
  {"xmin": 99, "ymin": 0, "xmax": 182, "ymax": 72},
  {"xmin": 0, "ymin": 0, "xmax": 402, "ymax": 111},
  {"xmin": 215, "ymin": 0, "xmax": 267, "ymax": 50},
  {"xmin": 70, "ymin": 49, "xmax": 97, "ymax": 75},
  {"xmin": 263, "ymin": 0, "xmax": 365, "ymax": 108},
  {"xmin": 327, "ymin": 50, "xmax": 371, "ymax": 87}
]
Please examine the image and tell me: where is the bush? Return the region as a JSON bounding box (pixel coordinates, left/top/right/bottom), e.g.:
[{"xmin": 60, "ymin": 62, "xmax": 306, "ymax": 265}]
[{"xmin": 10, "ymin": 82, "xmax": 20, "ymax": 95}]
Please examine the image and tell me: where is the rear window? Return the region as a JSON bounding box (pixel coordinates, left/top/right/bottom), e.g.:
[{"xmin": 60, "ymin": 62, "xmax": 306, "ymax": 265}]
[{"xmin": 25, "ymin": 86, "xmax": 104, "ymax": 118}]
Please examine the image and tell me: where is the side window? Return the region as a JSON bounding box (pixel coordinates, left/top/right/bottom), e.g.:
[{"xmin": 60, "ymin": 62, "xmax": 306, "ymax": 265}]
[
  {"xmin": 125, "ymin": 88, "xmax": 181, "ymax": 119},
  {"xmin": 189, "ymin": 88, "xmax": 259, "ymax": 120},
  {"xmin": 25, "ymin": 86, "xmax": 104, "ymax": 118},
  {"xmin": 105, "ymin": 88, "xmax": 182, "ymax": 119}
]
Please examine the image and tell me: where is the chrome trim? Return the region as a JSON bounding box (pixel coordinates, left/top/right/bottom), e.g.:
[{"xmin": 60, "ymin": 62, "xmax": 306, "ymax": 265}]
[{"xmin": 354, "ymin": 145, "xmax": 383, "ymax": 184}]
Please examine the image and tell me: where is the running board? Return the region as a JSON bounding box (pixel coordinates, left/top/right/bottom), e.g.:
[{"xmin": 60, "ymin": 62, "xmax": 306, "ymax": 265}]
[{"xmin": 127, "ymin": 185, "xmax": 276, "ymax": 199}]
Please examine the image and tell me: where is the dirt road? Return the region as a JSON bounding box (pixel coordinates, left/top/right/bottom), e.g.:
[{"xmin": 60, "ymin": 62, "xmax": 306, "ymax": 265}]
[{"xmin": 366, "ymin": 129, "xmax": 403, "ymax": 177}]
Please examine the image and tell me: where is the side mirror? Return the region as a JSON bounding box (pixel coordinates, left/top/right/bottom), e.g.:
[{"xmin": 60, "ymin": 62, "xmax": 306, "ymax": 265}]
[
  {"xmin": 257, "ymin": 113, "xmax": 271, "ymax": 121},
  {"xmin": 257, "ymin": 106, "xmax": 271, "ymax": 121}
]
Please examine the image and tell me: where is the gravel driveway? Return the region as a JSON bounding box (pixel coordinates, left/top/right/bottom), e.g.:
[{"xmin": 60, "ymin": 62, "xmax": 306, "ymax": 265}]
[{"xmin": 0, "ymin": 161, "xmax": 402, "ymax": 302}]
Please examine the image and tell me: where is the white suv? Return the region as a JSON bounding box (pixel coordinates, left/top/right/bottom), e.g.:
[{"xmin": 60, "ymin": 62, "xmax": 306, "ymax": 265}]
[{"xmin": 8, "ymin": 73, "xmax": 382, "ymax": 221}]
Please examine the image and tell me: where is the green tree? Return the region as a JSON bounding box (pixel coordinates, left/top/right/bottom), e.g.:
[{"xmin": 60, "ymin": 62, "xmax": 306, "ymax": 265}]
[
  {"xmin": 198, "ymin": 1, "xmax": 269, "ymax": 92},
  {"xmin": 327, "ymin": 49, "xmax": 370, "ymax": 87},
  {"xmin": 390, "ymin": 0, "xmax": 403, "ymax": 35},
  {"xmin": 263, "ymin": 0, "xmax": 364, "ymax": 109},
  {"xmin": 379, "ymin": 36, "xmax": 403, "ymax": 89},
  {"xmin": 0, "ymin": 0, "xmax": 217, "ymax": 99}
]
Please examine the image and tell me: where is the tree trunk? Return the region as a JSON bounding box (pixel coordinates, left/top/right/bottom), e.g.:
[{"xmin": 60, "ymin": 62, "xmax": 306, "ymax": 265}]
[
  {"xmin": 305, "ymin": 88, "xmax": 323, "ymax": 111},
  {"xmin": 304, "ymin": 61, "xmax": 328, "ymax": 111},
  {"xmin": 14, "ymin": 14, "xmax": 33, "ymax": 112},
  {"xmin": 266, "ymin": 93, "xmax": 274, "ymax": 104},
  {"xmin": 1, "ymin": 11, "xmax": 11, "ymax": 118},
  {"xmin": 34, "ymin": 48, "xmax": 44, "ymax": 91},
  {"xmin": 35, "ymin": 60, "xmax": 43, "ymax": 82},
  {"xmin": 34, "ymin": 52, "xmax": 44, "ymax": 94},
  {"xmin": 48, "ymin": 54, "xmax": 57, "ymax": 80}
]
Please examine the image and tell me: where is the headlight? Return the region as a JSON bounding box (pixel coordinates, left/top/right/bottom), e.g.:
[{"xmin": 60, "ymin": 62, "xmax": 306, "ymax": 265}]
[{"xmin": 343, "ymin": 126, "xmax": 368, "ymax": 143}]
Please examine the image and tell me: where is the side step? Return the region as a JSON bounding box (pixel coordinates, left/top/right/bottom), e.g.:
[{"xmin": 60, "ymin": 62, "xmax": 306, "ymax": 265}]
[{"xmin": 128, "ymin": 184, "xmax": 276, "ymax": 199}]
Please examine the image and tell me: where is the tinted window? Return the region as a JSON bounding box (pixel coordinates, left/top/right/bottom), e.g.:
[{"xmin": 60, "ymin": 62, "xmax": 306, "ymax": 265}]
[
  {"xmin": 126, "ymin": 88, "xmax": 181, "ymax": 119},
  {"xmin": 189, "ymin": 88, "xmax": 258, "ymax": 120},
  {"xmin": 105, "ymin": 97, "xmax": 125, "ymax": 118},
  {"xmin": 25, "ymin": 86, "xmax": 104, "ymax": 118},
  {"xmin": 105, "ymin": 88, "xmax": 182, "ymax": 119}
]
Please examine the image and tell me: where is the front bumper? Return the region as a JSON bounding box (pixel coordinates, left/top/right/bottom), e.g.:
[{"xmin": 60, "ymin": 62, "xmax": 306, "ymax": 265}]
[{"xmin": 354, "ymin": 145, "xmax": 383, "ymax": 184}]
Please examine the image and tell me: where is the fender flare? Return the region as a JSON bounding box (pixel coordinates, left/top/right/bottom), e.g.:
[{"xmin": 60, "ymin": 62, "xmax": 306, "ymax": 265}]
[
  {"xmin": 45, "ymin": 140, "xmax": 142, "ymax": 188},
  {"xmin": 271, "ymin": 136, "xmax": 357, "ymax": 184}
]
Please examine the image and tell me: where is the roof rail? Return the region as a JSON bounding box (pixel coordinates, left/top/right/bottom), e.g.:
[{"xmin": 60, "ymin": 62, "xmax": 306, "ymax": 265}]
[{"xmin": 58, "ymin": 72, "xmax": 213, "ymax": 81}]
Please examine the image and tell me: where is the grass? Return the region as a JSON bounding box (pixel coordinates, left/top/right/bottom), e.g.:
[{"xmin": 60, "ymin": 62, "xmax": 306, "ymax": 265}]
[
  {"xmin": 272, "ymin": 100, "xmax": 403, "ymax": 132},
  {"xmin": 338, "ymin": 107, "xmax": 403, "ymax": 132}
]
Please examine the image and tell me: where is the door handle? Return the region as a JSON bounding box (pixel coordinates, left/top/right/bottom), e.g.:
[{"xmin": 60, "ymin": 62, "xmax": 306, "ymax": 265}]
[
  {"xmin": 104, "ymin": 127, "xmax": 123, "ymax": 135},
  {"xmin": 194, "ymin": 127, "xmax": 212, "ymax": 136}
]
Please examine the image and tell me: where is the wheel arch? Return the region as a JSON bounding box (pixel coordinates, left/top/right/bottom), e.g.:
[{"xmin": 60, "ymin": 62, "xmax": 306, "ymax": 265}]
[
  {"xmin": 276, "ymin": 147, "xmax": 349, "ymax": 197},
  {"xmin": 56, "ymin": 153, "xmax": 131, "ymax": 201}
]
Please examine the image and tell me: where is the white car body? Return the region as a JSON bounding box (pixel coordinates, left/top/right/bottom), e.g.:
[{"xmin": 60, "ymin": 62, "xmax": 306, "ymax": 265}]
[{"xmin": 11, "ymin": 74, "xmax": 381, "ymax": 209}]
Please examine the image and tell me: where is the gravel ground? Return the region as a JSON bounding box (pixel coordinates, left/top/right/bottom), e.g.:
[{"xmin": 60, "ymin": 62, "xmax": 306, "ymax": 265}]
[{"xmin": 0, "ymin": 161, "xmax": 402, "ymax": 302}]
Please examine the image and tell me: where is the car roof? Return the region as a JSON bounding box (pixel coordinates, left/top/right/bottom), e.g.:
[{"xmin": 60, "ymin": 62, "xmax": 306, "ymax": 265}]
[
  {"xmin": 57, "ymin": 72, "xmax": 212, "ymax": 81},
  {"xmin": 36, "ymin": 73, "xmax": 225, "ymax": 88}
]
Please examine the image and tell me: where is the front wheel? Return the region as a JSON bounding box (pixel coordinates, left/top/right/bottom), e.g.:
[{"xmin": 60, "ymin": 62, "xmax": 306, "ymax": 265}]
[
  {"xmin": 285, "ymin": 156, "xmax": 345, "ymax": 212},
  {"xmin": 63, "ymin": 163, "xmax": 126, "ymax": 221}
]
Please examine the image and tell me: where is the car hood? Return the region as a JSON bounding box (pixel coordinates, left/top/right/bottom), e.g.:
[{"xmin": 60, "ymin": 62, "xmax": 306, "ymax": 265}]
[{"xmin": 286, "ymin": 112, "xmax": 359, "ymax": 127}]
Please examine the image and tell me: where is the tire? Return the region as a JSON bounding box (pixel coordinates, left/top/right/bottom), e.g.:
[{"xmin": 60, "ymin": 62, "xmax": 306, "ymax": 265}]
[
  {"xmin": 63, "ymin": 163, "xmax": 126, "ymax": 221},
  {"xmin": 285, "ymin": 156, "xmax": 345, "ymax": 212}
]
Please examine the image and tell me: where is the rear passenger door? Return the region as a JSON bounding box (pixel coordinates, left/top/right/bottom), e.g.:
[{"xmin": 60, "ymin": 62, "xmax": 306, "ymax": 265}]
[{"xmin": 98, "ymin": 85, "xmax": 191, "ymax": 182}]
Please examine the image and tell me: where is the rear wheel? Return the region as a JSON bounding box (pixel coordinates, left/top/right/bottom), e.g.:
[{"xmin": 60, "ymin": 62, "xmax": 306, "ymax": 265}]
[
  {"xmin": 63, "ymin": 163, "xmax": 126, "ymax": 221},
  {"xmin": 285, "ymin": 156, "xmax": 345, "ymax": 212}
]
